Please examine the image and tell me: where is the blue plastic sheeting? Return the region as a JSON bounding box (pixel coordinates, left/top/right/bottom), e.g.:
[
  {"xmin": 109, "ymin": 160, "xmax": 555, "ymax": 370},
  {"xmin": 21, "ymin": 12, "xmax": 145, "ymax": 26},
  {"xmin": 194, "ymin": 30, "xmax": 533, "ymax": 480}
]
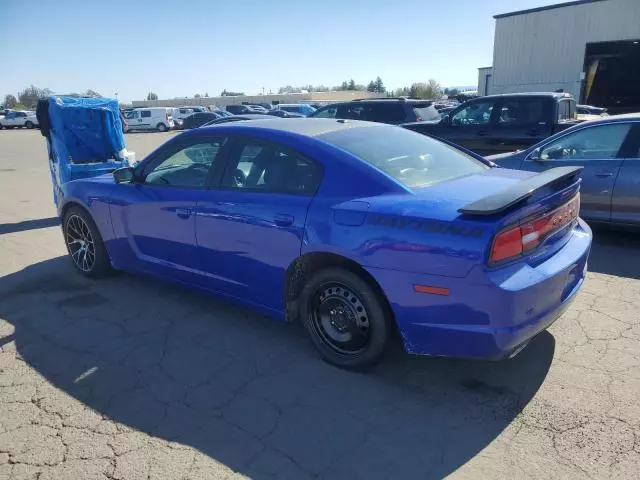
[{"xmin": 47, "ymin": 96, "xmax": 129, "ymax": 206}]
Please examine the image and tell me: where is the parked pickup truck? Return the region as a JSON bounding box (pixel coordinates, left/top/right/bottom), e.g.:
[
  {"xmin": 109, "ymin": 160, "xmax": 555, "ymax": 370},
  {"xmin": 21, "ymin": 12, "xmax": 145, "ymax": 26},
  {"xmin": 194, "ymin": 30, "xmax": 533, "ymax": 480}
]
[{"xmin": 402, "ymin": 92, "xmax": 582, "ymax": 156}]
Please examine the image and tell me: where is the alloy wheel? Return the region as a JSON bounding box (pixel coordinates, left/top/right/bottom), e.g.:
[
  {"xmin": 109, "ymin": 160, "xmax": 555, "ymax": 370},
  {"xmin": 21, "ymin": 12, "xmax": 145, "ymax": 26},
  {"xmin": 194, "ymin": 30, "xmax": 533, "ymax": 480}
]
[{"xmin": 65, "ymin": 215, "xmax": 96, "ymax": 272}]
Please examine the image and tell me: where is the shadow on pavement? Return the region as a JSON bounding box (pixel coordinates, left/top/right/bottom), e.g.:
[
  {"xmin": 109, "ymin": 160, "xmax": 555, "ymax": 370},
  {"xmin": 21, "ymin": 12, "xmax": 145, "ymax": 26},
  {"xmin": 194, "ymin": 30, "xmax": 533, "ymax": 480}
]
[
  {"xmin": 588, "ymin": 226, "xmax": 640, "ymax": 280},
  {"xmin": 0, "ymin": 256, "xmax": 555, "ymax": 479},
  {"xmin": 0, "ymin": 217, "xmax": 60, "ymax": 235}
]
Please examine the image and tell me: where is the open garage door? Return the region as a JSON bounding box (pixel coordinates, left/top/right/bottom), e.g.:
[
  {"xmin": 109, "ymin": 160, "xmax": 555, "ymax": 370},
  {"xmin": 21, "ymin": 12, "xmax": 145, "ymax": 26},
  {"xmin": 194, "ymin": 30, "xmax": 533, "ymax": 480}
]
[{"xmin": 583, "ymin": 40, "xmax": 640, "ymax": 114}]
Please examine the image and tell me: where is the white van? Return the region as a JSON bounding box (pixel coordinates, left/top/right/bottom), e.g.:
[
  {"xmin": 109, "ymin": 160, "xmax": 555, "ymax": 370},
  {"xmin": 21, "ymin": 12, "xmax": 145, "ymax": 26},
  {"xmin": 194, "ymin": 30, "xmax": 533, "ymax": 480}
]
[{"xmin": 125, "ymin": 107, "xmax": 174, "ymax": 132}]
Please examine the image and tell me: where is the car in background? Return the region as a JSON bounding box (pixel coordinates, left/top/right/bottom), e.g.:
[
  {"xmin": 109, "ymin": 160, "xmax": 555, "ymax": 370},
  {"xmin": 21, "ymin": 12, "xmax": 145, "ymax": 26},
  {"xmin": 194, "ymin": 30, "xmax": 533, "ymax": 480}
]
[
  {"xmin": 488, "ymin": 114, "xmax": 640, "ymax": 227},
  {"xmin": 57, "ymin": 118, "xmax": 591, "ymax": 368},
  {"xmin": 403, "ymin": 93, "xmax": 582, "ymax": 156},
  {"xmin": 275, "ymin": 104, "xmax": 316, "ymax": 117},
  {"xmin": 227, "ymin": 104, "xmax": 267, "ymax": 115},
  {"xmin": 576, "ymin": 104, "xmax": 609, "ymax": 121},
  {"xmin": 0, "ymin": 110, "xmax": 39, "ymax": 129},
  {"xmin": 183, "ymin": 111, "xmax": 224, "ymax": 129},
  {"xmin": 310, "ymin": 98, "xmax": 441, "ymax": 125},
  {"xmin": 267, "ymin": 109, "xmax": 305, "ymax": 118},
  {"xmin": 125, "ymin": 107, "xmax": 174, "ymax": 132},
  {"xmin": 200, "ymin": 114, "xmax": 278, "ymax": 127},
  {"xmin": 577, "ymin": 104, "xmax": 608, "ymax": 116}
]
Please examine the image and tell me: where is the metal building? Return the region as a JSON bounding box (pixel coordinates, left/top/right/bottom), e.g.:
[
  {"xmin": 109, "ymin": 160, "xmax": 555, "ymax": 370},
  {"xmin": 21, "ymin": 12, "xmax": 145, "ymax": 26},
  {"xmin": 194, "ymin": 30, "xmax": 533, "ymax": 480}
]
[{"xmin": 483, "ymin": 0, "xmax": 640, "ymax": 111}]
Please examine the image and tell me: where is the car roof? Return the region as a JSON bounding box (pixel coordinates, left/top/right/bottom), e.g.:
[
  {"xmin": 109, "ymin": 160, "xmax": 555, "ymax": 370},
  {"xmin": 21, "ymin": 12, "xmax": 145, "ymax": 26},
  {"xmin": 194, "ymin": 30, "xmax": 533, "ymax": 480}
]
[
  {"xmin": 579, "ymin": 113, "xmax": 640, "ymax": 124},
  {"xmin": 477, "ymin": 92, "xmax": 573, "ymax": 100},
  {"xmin": 198, "ymin": 117, "xmax": 376, "ymax": 137}
]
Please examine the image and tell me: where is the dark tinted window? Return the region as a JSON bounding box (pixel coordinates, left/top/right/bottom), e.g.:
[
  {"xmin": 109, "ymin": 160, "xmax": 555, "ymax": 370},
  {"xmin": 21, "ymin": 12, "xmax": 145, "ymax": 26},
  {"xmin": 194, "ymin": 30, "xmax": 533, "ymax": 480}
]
[
  {"xmin": 540, "ymin": 123, "xmax": 631, "ymax": 161},
  {"xmin": 141, "ymin": 110, "xmax": 151, "ymax": 118},
  {"xmin": 321, "ymin": 125, "xmax": 488, "ymax": 188},
  {"xmin": 363, "ymin": 103, "xmax": 406, "ymax": 123},
  {"xmin": 340, "ymin": 104, "xmax": 365, "ymax": 120},
  {"xmin": 223, "ymin": 142, "xmax": 320, "ymax": 195},
  {"xmin": 497, "ymin": 98, "xmax": 545, "ymax": 125}
]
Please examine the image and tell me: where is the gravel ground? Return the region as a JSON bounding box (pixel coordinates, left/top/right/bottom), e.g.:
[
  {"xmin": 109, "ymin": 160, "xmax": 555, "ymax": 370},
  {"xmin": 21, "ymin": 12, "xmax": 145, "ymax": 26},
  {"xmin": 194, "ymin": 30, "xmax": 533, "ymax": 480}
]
[{"xmin": 0, "ymin": 129, "xmax": 639, "ymax": 479}]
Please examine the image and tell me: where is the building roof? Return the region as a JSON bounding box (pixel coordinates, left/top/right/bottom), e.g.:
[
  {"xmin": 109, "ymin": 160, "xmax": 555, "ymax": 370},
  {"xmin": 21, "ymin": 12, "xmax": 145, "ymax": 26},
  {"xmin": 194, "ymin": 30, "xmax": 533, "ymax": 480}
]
[{"xmin": 494, "ymin": 0, "xmax": 607, "ymax": 19}]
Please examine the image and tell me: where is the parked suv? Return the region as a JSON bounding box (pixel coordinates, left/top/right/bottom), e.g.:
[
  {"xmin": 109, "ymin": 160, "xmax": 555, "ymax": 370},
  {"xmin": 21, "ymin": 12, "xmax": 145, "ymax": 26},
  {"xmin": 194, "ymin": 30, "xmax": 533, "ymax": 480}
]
[
  {"xmin": 0, "ymin": 110, "xmax": 39, "ymax": 129},
  {"xmin": 309, "ymin": 98, "xmax": 441, "ymax": 124},
  {"xmin": 403, "ymin": 92, "xmax": 582, "ymax": 156}
]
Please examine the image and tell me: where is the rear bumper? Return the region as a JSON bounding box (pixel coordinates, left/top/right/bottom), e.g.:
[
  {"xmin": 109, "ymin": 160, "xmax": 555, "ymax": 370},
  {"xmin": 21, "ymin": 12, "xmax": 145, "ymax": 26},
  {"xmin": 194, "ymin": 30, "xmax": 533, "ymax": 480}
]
[{"xmin": 367, "ymin": 219, "xmax": 592, "ymax": 359}]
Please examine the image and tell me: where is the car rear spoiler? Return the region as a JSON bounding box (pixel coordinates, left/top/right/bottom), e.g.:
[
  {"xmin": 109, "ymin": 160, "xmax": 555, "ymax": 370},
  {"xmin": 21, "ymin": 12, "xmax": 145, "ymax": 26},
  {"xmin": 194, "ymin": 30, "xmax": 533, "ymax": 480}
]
[{"xmin": 459, "ymin": 166, "xmax": 582, "ymax": 216}]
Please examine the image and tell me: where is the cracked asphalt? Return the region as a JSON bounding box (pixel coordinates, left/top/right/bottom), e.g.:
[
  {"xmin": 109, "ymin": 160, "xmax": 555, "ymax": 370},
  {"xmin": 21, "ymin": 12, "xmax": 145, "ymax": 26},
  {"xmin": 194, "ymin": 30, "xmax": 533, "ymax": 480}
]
[{"xmin": 1, "ymin": 129, "xmax": 639, "ymax": 479}]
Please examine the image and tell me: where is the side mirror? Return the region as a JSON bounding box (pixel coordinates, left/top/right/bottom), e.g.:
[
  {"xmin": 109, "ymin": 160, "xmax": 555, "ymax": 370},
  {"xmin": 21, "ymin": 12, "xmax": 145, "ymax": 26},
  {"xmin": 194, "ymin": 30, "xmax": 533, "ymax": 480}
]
[
  {"xmin": 113, "ymin": 167, "xmax": 135, "ymax": 184},
  {"xmin": 441, "ymin": 115, "xmax": 451, "ymax": 125},
  {"xmin": 529, "ymin": 148, "xmax": 542, "ymax": 161}
]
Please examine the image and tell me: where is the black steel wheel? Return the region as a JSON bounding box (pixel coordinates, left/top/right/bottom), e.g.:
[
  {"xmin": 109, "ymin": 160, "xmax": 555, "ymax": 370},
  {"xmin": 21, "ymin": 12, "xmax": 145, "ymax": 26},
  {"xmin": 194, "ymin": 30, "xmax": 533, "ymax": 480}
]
[
  {"xmin": 25, "ymin": 121, "xmax": 34, "ymax": 129},
  {"xmin": 63, "ymin": 206, "xmax": 112, "ymax": 278},
  {"xmin": 300, "ymin": 267, "xmax": 392, "ymax": 369},
  {"xmin": 157, "ymin": 122, "xmax": 167, "ymax": 132}
]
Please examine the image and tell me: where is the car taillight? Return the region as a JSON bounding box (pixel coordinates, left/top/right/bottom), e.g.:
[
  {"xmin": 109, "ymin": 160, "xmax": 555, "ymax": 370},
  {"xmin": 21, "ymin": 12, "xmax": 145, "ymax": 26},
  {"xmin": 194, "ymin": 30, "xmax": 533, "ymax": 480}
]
[{"xmin": 489, "ymin": 194, "xmax": 580, "ymax": 265}]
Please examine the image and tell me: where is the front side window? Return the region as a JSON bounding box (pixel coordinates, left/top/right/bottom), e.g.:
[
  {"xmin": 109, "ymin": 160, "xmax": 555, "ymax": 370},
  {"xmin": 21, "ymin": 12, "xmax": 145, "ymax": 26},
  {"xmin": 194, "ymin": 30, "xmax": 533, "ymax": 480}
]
[
  {"xmin": 539, "ymin": 123, "xmax": 631, "ymax": 161},
  {"xmin": 321, "ymin": 125, "xmax": 489, "ymax": 188},
  {"xmin": 222, "ymin": 142, "xmax": 320, "ymax": 194},
  {"xmin": 451, "ymin": 101, "xmax": 494, "ymax": 126},
  {"xmin": 141, "ymin": 111, "xmax": 151, "ymax": 118},
  {"xmin": 144, "ymin": 140, "xmax": 225, "ymax": 187},
  {"xmin": 341, "ymin": 104, "xmax": 365, "ymax": 120},
  {"xmin": 311, "ymin": 105, "xmax": 338, "ymax": 118}
]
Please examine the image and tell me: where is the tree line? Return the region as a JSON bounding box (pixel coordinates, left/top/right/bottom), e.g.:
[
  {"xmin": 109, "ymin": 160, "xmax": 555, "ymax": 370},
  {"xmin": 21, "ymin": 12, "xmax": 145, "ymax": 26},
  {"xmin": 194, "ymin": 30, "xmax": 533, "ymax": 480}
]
[{"xmin": 3, "ymin": 86, "xmax": 104, "ymax": 110}]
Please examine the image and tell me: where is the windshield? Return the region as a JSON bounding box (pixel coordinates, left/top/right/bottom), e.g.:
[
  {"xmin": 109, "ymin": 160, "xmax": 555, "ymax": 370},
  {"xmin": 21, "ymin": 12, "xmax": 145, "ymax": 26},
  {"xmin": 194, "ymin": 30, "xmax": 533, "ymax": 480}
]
[{"xmin": 320, "ymin": 125, "xmax": 489, "ymax": 188}]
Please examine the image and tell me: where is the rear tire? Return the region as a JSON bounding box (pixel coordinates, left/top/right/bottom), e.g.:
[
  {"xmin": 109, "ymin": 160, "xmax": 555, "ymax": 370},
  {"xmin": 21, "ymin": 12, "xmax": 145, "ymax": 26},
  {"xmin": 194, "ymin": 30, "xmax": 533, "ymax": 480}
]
[
  {"xmin": 299, "ymin": 267, "xmax": 392, "ymax": 369},
  {"xmin": 157, "ymin": 123, "xmax": 167, "ymax": 132},
  {"xmin": 25, "ymin": 121, "xmax": 34, "ymax": 129},
  {"xmin": 63, "ymin": 206, "xmax": 112, "ymax": 278}
]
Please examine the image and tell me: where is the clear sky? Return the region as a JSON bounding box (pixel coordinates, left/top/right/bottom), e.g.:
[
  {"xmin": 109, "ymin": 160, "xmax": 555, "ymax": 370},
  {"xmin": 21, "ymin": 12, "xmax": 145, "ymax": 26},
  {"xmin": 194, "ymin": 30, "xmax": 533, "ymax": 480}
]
[{"xmin": 0, "ymin": 0, "xmax": 567, "ymax": 103}]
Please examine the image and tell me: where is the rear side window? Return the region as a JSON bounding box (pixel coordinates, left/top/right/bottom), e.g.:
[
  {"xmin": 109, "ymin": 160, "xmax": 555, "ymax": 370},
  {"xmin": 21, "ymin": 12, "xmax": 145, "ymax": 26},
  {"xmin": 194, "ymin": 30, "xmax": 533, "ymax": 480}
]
[
  {"xmin": 141, "ymin": 110, "xmax": 151, "ymax": 118},
  {"xmin": 363, "ymin": 104, "xmax": 405, "ymax": 123},
  {"xmin": 340, "ymin": 104, "xmax": 365, "ymax": 120},
  {"xmin": 497, "ymin": 98, "xmax": 545, "ymax": 125},
  {"xmin": 321, "ymin": 125, "xmax": 489, "ymax": 188}
]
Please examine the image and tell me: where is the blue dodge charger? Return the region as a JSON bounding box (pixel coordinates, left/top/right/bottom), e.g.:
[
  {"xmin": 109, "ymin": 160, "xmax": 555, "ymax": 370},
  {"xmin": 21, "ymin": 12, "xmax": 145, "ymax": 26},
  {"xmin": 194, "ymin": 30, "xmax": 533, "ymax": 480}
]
[{"xmin": 58, "ymin": 118, "xmax": 592, "ymax": 368}]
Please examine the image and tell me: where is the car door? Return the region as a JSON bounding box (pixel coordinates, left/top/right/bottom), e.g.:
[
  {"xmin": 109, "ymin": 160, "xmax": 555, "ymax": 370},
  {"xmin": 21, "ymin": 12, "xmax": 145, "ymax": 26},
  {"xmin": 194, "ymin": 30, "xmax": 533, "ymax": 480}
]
[
  {"xmin": 126, "ymin": 110, "xmax": 141, "ymax": 130},
  {"xmin": 195, "ymin": 137, "xmax": 321, "ymax": 312},
  {"xmin": 441, "ymin": 99, "xmax": 498, "ymax": 154},
  {"xmin": 109, "ymin": 137, "xmax": 227, "ymax": 279},
  {"xmin": 139, "ymin": 110, "xmax": 152, "ymax": 129},
  {"xmin": 489, "ymin": 97, "xmax": 548, "ymax": 153},
  {"xmin": 611, "ymin": 122, "xmax": 640, "ymax": 225},
  {"xmin": 521, "ymin": 122, "xmax": 633, "ymax": 222},
  {"xmin": 4, "ymin": 112, "xmax": 19, "ymax": 126}
]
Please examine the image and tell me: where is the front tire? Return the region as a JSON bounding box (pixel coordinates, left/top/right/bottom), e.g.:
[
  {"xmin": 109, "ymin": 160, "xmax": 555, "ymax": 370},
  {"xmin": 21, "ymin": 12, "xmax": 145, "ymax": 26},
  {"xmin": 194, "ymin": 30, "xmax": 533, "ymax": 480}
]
[
  {"xmin": 299, "ymin": 267, "xmax": 392, "ymax": 369},
  {"xmin": 63, "ymin": 206, "xmax": 112, "ymax": 278},
  {"xmin": 25, "ymin": 121, "xmax": 34, "ymax": 129},
  {"xmin": 157, "ymin": 122, "xmax": 167, "ymax": 132}
]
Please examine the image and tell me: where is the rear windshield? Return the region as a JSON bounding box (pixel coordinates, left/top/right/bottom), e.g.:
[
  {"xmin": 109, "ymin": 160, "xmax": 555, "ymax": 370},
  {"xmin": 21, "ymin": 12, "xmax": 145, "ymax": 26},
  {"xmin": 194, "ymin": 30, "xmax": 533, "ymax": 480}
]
[
  {"xmin": 412, "ymin": 103, "xmax": 441, "ymax": 121},
  {"xmin": 320, "ymin": 125, "xmax": 489, "ymax": 188}
]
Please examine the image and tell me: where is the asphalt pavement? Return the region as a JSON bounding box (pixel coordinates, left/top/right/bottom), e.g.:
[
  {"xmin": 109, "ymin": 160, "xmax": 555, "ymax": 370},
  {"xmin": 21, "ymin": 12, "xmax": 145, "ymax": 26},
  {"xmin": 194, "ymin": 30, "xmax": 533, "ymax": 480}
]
[{"xmin": 0, "ymin": 129, "xmax": 639, "ymax": 479}]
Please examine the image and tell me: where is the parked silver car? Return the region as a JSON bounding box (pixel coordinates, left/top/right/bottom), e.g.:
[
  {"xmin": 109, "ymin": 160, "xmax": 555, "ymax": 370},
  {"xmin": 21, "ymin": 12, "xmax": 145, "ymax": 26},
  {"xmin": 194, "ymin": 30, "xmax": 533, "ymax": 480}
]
[{"xmin": 488, "ymin": 113, "xmax": 640, "ymax": 227}]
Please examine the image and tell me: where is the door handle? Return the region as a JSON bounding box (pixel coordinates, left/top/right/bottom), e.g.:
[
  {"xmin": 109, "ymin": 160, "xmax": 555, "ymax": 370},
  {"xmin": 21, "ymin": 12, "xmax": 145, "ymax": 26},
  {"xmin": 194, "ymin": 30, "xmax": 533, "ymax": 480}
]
[
  {"xmin": 526, "ymin": 130, "xmax": 540, "ymax": 136},
  {"xmin": 477, "ymin": 130, "xmax": 488, "ymax": 136},
  {"xmin": 175, "ymin": 208, "xmax": 192, "ymax": 219},
  {"xmin": 274, "ymin": 214, "xmax": 294, "ymax": 227},
  {"xmin": 595, "ymin": 172, "xmax": 614, "ymax": 178}
]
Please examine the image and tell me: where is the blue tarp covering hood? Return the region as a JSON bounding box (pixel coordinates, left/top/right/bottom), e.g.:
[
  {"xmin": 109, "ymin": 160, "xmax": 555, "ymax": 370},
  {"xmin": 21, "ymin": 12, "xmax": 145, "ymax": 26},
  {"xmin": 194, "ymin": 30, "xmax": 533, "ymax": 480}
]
[{"xmin": 48, "ymin": 96, "xmax": 125, "ymax": 163}]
